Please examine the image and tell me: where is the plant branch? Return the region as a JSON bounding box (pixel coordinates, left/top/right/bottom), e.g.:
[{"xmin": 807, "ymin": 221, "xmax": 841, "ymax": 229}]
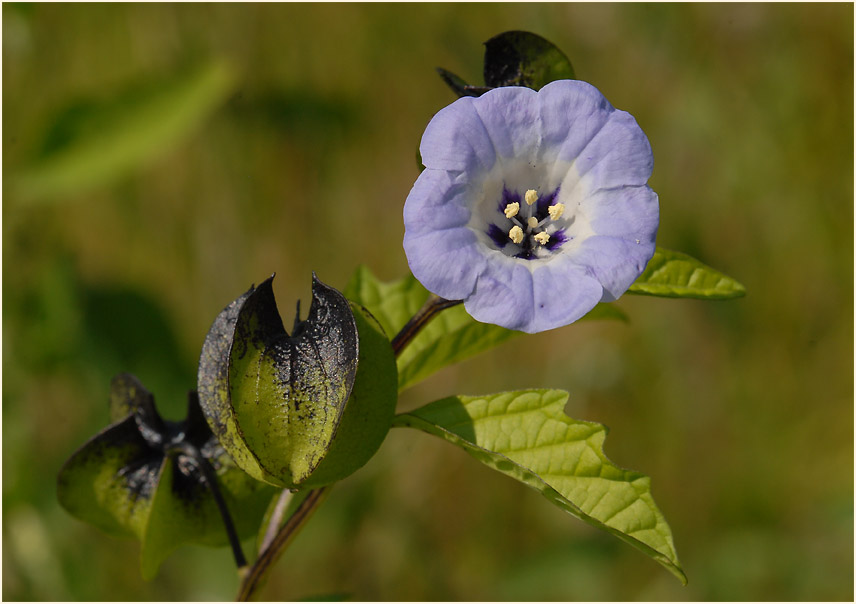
[
  {"xmin": 236, "ymin": 487, "xmax": 329, "ymax": 601},
  {"xmin": 258, "ymin": 489, "xmax": 293, "ymax": 554},
  {"xmin": 391, "ymin": 295, "xmax": 462, "ymax": 355}
]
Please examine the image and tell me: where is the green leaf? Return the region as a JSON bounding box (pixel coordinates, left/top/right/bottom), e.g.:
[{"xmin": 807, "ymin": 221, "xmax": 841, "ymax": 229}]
[
  {"xmin": 197, "ymin": 274, "xmax": 359, "ymax": 488},
  {"xmin": 343, "ymin": 266, "xmax": 425, "ymax": 339},
  {"xmin": 483, "ymin": 31, "xmax": 576, "ymax": 90},
  {"xmin": 629, "ymin": 247, "xmax": 746, "ymax": 299},
  {"xmin": 393, "ymin": 390, "xmax": 686, "ymax": 584},
  {"xmin": 344, "ymin": 266, "xmax": 516, "ymax": 391},
  {"xmin": 16, "ymin": 60, "xmax": 234, "ymax": 202},
  {"xmin": 397, "ymin": 305, "xmax": 517, "ymax": 392},
  {"xmin": 344, "ymin": 265, "xmax": 624, "ymax": 391}
]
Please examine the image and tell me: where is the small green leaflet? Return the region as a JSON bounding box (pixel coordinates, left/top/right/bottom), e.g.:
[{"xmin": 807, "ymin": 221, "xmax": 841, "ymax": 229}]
[
  {"xmin": 483, "ymin": 30, "xmax": 576, "ymax": 90},
  {"xmin": 393, "ymin": 389, "xmax": 686, "ymax": 584},
  {"xmin": 345, "ymin": 266, "xmax": 626, "ymax": 392},
  {"xmin": 16, "ymin": 61, "xmax": 234, "ymax": 202},
  {"xmin": 436, "ymin": 30, "xmax": 576, "ymax": 99},
  {"xmin": 629, "ymin": 247, "xmax": 746, "ymax": 299}
]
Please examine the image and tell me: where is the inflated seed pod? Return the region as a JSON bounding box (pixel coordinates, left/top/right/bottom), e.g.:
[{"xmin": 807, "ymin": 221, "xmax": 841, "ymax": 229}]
[{"xmin": 197, "ymin": 274, "xmax": 397, "ymax": 489}]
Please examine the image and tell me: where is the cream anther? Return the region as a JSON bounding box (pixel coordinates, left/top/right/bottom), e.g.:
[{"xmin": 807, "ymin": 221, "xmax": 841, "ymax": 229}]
[
  {"xmin": 548, "ymin": 203, "xmax": 565, "ymax": 220},
  {"xmin": 504, "ymin": 202, "xmax": 520, "ymax": 219},
  {"xmin": 509, "ymin": 225, "xmax": 524, "ymax": 244},
  {"xmin": 534, "ymin": 232, "xmax": 550, "ymax": 245},
  {"xmin": 527, "ymin": 217, "xmax": 538, "ymax": 229},
  {"xmin": 524, "ymin": 189, "xmax": 538, "ymax": 206}
]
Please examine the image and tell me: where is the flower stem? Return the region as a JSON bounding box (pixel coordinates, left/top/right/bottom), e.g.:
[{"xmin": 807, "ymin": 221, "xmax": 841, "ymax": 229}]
[
  {"xmin": 258, "ymin": 489, "xmax": 293, "ymax": 554},
  {"xmin": 391, "ymin": 295, "xmax": 462, "ymax": 356},
  {"xmin": 236, "ymin": 487, "xmax": 329, "ymax": 601},
  {"xmin": 235, "ymin": 293, "xmax": 461, "ymax": 600}
]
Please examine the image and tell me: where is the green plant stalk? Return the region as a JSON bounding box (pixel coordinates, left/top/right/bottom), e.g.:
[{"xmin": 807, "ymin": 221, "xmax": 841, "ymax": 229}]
[
  {"xmin": 236, "ymin": 487, "xmax": 329, "ymax": 601},
  {"xmin": 257, "ymin": 489, "xmax": 293, "ymax": 555},
  {"xmin": 235, "ymin": 294, "xmax": 461, "ymax": 601},
  {"xmin": 389, "ymin": 295, "xmax": 463, "ymax": 353}
]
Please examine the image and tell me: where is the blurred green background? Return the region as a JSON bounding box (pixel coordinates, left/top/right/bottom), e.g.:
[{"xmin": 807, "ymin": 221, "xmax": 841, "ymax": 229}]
[{"xmin": 3, "ymin": 3, "xmax": 853, "ymax": 601}]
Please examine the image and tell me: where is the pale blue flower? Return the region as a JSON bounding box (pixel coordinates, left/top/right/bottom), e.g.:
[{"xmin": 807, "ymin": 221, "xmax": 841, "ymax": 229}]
[{"xmin": 403, "ymin": 80, "xmax": 659, "ymax": 333}]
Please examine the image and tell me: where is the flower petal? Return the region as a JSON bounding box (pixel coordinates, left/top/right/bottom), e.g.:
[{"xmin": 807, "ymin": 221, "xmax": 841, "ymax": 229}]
[
  {"xmin": 470, "ymin": 86, "xmax": 541, "ymax": 164},
  {"xmin": 538, "ymin": 80, "xmax": 614, "ymax": 166},
  {"xmin": 404, "ymin": 169, "xmax": 472, "ymax": 235},
  {"xmin": 582, "ymin": 185, "xmax": 659, "ymax": 241},
  {"xmin": 531, "ymin": 257, "xmax": 605, "ymax": 332},
  {"xmin": 464, "ymin": 257, "xmax": 535, "ymax": 331},
  {"xmin": 572, "ymin": 109, "xmax": 654, "ymax": 191},
  {"xmin": 404, "ymin": 226, "xmax": 486, "ymax": 301},
  {"xmin": 569, "ymin": 184, "xmax": 658, "ymax": 300},
  {"xmin": 404, "ymin": 166, "xmax": 488, "ymax": 300},
  {"xmin": 570, "ymin": 235, "xmax": 656, "ymax": 301},
  {"xmin": 464, "ymin": 254, "xmax": 605, "ymax": 334},
  {"xmin": 420, "ymin": 97, "xmax": 497, "ymax": 173}
]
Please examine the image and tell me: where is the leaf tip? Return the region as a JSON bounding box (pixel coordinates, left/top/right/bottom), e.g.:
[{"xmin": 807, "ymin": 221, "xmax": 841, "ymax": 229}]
[
  {"xmin": 730, "ymin": 279, "xmax": 747, "ymax": 298},
  {"xmin": 668, "ymin": 562, "xmax": 689, "ymax": 586}
]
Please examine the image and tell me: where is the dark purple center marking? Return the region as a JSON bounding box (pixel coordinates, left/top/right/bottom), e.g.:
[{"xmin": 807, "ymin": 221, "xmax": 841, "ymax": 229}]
[
  {"xmin": 483, "ymin": 185, "xmax": 566, "ymax": 259},
  {"xmin": 546, "ymin": 229, "xmax": 568, "ymax": 251},
  {"xmin": 497, "ymin": 186, "xmax": 521, "ymax": 214},
  {"xmin": 487, "ymin": 224, "xmax": 507, "ymax": 248}
]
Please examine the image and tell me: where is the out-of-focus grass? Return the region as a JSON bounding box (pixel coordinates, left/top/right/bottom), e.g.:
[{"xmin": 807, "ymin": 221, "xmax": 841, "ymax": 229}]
[{"xmin": 3, "ymin": 3, "xmax": 852, "ymax": 601}]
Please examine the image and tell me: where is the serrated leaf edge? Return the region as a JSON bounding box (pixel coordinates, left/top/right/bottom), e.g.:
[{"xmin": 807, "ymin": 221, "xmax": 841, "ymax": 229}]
[{"xmin": 392, "ymin": 391, "xmax": 687, "ymax": 585}]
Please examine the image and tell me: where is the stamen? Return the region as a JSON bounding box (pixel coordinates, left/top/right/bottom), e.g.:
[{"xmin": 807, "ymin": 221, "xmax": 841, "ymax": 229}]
[
  {"xmin": 509, "ymin": 225, "xmax": 523, "ymax": 244},
  {"xmin": 504, "ymin": 202, "xmax": 520, "ymax": 219},
  {"xmin": 527, "ymin": 216, "xmax": 538, "ymax": 229},
  {"xmin": 534, "ymin": 232, "xmax": 550, "ymax": 245},
  {"xmin": 548, "ymin": 203, "xmax": 565, "ymax": 220},
  {"xmin": 524, "ymin": 189, "xmax": 538, "ymax": 206}
]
